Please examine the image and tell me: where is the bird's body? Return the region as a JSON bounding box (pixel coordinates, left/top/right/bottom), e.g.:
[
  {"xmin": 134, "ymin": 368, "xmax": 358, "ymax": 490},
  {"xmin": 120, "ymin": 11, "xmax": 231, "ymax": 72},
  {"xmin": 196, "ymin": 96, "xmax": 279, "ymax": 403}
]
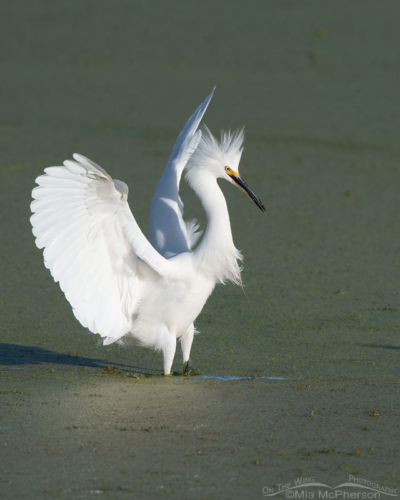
[{"xmin": 30, "ymin": 89, "xmax": 265, "ymax": 374}]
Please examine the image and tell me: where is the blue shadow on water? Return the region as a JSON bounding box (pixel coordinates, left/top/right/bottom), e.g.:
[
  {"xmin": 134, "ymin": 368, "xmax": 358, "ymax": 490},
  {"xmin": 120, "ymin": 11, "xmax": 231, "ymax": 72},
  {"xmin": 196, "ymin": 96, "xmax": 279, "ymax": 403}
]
[
  {"xmin": 173, "ymin": 375, "xmax": 293, "ymax": 381},
  {"xmin": 0, "ymin": 343, "xmax": 158, "ymax": 374}
]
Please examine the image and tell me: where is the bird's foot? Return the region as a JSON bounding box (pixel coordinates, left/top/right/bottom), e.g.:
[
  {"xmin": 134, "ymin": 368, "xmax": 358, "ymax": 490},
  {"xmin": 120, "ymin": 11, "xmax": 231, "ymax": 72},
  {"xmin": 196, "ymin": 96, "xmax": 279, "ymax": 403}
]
[
  {"xmin": 183, "ymin": 360, "xmax": 191, "ymax": 375},
  {"xmin": 183, "ymin": 360, "xmax": 200, "ymax": 376}
]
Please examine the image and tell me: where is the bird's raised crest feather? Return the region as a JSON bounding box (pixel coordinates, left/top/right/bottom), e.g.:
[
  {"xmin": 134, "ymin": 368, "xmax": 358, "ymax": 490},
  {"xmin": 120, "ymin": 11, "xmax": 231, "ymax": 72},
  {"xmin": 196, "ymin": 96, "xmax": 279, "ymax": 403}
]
[{"xmin": 185, "ymin": 126, "xmax": 245, "ymax": 175}]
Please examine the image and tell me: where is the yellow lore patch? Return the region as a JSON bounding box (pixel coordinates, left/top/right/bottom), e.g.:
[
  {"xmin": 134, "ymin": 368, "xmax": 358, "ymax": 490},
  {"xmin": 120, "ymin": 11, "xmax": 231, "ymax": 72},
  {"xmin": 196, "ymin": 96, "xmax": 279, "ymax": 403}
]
[{"xmin": 224, "ymin": 166, "xmax": 239, "ymax": 177}]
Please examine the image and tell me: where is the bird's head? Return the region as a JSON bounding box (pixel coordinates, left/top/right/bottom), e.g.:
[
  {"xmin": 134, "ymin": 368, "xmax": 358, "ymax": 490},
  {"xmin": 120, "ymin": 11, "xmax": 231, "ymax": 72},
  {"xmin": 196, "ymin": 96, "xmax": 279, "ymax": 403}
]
[{"xmin": 186, "ymin": 126, "xmax": 265, "ymax": 212}]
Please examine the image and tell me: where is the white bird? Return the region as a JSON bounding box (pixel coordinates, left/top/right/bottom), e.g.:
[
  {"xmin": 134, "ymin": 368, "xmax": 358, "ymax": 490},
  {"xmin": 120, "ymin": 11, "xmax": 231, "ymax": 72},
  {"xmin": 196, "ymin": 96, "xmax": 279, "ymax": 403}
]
[{"xmin": 30, "ymin": 88, "xmax": 265, "ymax": 375}]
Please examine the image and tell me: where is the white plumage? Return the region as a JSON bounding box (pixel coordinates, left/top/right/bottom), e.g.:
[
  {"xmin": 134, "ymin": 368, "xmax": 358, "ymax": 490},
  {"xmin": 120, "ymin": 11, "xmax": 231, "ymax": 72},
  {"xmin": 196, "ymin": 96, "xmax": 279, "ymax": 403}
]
[{"xmin": 30, "ymin": 88, "xmax": 265, "ymax": 374}]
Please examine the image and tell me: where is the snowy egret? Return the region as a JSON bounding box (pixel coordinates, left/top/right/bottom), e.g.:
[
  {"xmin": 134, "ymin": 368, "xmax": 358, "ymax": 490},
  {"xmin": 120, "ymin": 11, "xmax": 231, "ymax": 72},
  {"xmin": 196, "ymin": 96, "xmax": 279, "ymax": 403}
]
[{"xmin": 30, "ymin": 88, "xmax": 265, "ymax": 375}]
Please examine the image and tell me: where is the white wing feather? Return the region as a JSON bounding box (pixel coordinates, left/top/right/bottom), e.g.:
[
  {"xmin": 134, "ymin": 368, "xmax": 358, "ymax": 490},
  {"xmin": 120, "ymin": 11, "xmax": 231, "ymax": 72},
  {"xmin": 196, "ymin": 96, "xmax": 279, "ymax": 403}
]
[
  {"xmin": 149, "ymin": 87, "xmax": 215, "ymax": 257},
  {"xmin": 30, "ymin": 153, "xmax": 170, "ymax": 345}
]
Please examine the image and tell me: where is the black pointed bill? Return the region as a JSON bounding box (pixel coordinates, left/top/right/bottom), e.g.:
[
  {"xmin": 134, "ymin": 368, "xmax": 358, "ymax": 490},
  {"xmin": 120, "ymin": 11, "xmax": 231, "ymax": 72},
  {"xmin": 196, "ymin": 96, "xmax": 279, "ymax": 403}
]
[{"xmin": 229, "ymin": 172, "xmax": 266, "ymax": 212}]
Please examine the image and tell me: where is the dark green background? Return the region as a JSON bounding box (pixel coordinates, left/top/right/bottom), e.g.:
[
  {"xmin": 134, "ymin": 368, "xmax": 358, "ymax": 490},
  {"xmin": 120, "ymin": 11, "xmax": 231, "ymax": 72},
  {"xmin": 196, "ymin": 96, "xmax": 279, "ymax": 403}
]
[{"xmin": 1, "ymin": 1, "xmax": 399, "ymax": 497}]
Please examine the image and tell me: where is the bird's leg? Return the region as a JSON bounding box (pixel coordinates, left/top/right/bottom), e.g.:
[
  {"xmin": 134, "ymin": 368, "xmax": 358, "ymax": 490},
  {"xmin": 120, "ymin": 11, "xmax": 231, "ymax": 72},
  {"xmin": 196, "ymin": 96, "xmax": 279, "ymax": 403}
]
[
  {"xmin": 181, "ymin": 324, "xmax": 194, "ymax": 375},
  {"xmin": 162, "ymin": 329, "xmax": 176, "ymax": 376}
]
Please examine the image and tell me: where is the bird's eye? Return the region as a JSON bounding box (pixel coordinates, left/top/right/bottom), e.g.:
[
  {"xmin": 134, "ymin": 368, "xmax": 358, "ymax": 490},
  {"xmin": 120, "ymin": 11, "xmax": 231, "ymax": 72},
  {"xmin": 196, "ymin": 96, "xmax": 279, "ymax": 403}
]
[{"xmin": 225, "ymin": 166, "xmax": 231, "ymax": 174}]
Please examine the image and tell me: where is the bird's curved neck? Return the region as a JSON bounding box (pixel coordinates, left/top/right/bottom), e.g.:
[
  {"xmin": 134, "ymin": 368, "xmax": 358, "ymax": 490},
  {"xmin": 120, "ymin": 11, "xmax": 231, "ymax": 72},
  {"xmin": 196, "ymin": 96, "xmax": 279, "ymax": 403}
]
[{"xmin": 189, "ymin": 172, "xmax": 242, "ymax": 285}]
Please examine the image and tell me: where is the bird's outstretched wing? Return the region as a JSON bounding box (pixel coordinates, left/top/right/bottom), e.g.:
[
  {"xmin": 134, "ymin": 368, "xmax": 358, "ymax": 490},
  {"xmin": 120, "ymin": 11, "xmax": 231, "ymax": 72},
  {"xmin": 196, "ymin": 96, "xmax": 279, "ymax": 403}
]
[
  {"xmin": 149, "ymin": 87, "xmax": 215, "ymax": 257},
  {"xmin": 31, "ymin": 153, "xmax": 170, "ymax": 345}
]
